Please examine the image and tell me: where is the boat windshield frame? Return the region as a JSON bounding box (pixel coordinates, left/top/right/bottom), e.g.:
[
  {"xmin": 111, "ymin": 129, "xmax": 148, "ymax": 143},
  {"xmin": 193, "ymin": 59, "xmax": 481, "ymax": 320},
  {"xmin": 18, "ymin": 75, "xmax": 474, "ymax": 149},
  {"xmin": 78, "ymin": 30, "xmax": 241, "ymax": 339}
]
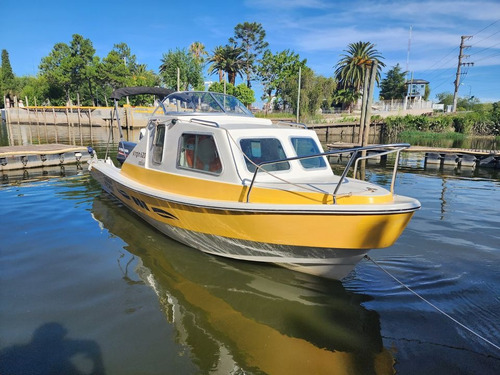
[{"xmin": 158, "ymin": 91, "xmax": 253, "ymax": 117}]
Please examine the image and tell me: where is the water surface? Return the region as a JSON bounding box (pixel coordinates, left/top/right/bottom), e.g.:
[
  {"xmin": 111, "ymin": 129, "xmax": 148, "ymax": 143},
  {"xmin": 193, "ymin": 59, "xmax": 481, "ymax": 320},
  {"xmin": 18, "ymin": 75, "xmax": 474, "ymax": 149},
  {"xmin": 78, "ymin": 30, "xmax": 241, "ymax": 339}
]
[{"xmin": 0, "ymin": 125, "xmax": 499, "ymax": 374}]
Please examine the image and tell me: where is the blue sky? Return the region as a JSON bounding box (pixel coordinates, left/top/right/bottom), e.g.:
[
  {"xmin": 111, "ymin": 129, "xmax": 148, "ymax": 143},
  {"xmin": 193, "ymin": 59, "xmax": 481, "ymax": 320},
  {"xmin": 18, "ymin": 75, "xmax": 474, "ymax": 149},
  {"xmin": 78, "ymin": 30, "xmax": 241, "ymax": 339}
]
[{"xmin": 3, "ymin": 0, "xmax": 500, "ymax": 105}]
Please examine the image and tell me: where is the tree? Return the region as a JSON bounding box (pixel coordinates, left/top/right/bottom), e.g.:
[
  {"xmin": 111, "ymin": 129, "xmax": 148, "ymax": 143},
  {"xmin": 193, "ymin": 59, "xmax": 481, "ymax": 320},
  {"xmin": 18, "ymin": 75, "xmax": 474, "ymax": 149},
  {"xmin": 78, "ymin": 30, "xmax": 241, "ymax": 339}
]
[
  {"xmin": 279, "ymin": 67, "xmax": 336, "ymax": 116},
  {"xmin": 229, "ymin": 22, "xmax": 268, "ymax": 88},
  {"xmin": 189, "ymin": 41, "xmax": 208, "ymax": 65},
  {"xmin": 129, "ymin": 64, "xmax": 160, "ymax": 86},
  {"xmin": 159, "ymin": 48, "xmax": 203, "ymax": 90},
  {"xmin": 257, "ymin": 49, "xmax": 306, "ymax": 110},
  {"xmin": 423, "ymin": 84, "xmax": 431, "ymax": 101},
  {"xmin": 436, "ymin": 92, "xmax": 454, "ymax": 107},
  {"xmin": 67, "ymin": 34, "xmax": 97, "ymax": 102},
  {"xmin": 112, "ymin": 42, "xmax": 138, "ymax": 72},
  {"xmin": 208, "ymin": 45, "xmax": 245, "ymax": 85},
  {"xmin": 334, "ymin": 41, "xmax": 385, "ymax": 92},
  {"xmin": 209, "ymin": 81, "xmax": 236, "ymax": 95},
  {"xmin": 379, "ymin": 64, "xmax": 406, "ymax": 100},
  {"xmin": 208, "ymin": 82, "xmax": 255, "ymax": 106},
  {"xmin": 1, "ymin": 49, "xmax": 16, "ymax": 107},
  {"xmin": 332, "ymin": 88, "xmax": 360, "ymax": 113},
  {"xmin": 234, "ymin": 83, "xmax": 255, "ymax": 107},
  {"xmin": 39, "ymin": 42, "xmax": 73, "ymax": 103},
  {"xmin": 97, "ymin": 49, "xmax": 130, "ymax": 90},
  {"xmin": 491, "ymin": 102, "xmax": 500, "ymax": 126},
  {"xmin": 436, "ymin": 92, "xmax": 479, "ymax": 111},
  {"xmin": 18, "ymin": 75, "xmax": 50, "ymax": 105},
  {"xmin": 208, "ymin": 46, "xmax": 225, "ymax": 82},
  {"xmin": 39, "ymin": 34, "xmax": 97, "ymax": 104}
]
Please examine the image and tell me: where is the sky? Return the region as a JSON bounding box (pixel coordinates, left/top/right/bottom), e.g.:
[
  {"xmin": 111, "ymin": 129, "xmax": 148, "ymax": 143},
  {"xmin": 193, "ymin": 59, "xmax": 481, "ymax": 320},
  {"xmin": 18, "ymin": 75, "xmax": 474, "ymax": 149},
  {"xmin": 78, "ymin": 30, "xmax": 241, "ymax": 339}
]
[{"xmin": 3, "ymin": 0, "xmax": 500, "ymax": 106}]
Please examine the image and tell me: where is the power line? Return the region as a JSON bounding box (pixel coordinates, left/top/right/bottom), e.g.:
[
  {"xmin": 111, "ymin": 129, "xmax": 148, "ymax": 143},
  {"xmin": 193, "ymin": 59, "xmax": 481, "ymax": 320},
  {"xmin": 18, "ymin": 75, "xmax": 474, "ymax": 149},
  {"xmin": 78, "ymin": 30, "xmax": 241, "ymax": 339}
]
[
  {"xmin": 474, "ymin": 51, "xmax": 500, "ymax": 63},
  {"xmin": 470, "ymin": 30, "xmax": 500, "ymax": 48},
  {"xmin": 472, "ymin": 19, "xmax": 500, "ymax": 37}
]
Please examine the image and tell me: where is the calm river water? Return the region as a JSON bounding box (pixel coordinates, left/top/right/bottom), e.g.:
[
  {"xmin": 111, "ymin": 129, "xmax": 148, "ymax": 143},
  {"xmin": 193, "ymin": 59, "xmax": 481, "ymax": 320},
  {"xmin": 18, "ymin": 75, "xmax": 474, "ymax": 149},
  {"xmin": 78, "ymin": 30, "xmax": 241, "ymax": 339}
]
[{"xmin": 0, "ymin": 123, "xmax": 499, "ymax": 374}]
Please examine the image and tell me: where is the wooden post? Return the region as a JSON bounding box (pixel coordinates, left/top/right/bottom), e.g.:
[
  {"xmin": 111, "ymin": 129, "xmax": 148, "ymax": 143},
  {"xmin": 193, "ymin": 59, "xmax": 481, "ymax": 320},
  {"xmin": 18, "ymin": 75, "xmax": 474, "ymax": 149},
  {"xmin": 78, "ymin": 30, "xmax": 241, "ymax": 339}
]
[
  {"xmin": 43, "ymin": 107, "xmax": 48, "ymax": 141},
  {"xmin": 358, "ymin": 62, "xmax": 377, "ymax": 180},
  {"xmin": 359, "ymin": 68, "xmax": 370, "ymax": 145},
  {"xmin": 177, "ymin": 67, "xmax": 180, "ymax": 91},
  {"xmin": 89, "ymin": 108, "xmax": 93, "ymax": 145},
  {"xmin": 34, "ymin": 97, "xmax": 40, "ymax": 126},
  {"xmin": 362, "ymin": 62, "xmax": 377, "ymax": 148},
  {"xmin": 77, "ymin": 94, "xmax": 82, "ymax": 145},
  {"xmin": 54, "ymin": 110, "xmax": 59, "ymax": 143},
  {"xmin": 14, "ymin": 96, "xmax": 20, "ymax": 125}
]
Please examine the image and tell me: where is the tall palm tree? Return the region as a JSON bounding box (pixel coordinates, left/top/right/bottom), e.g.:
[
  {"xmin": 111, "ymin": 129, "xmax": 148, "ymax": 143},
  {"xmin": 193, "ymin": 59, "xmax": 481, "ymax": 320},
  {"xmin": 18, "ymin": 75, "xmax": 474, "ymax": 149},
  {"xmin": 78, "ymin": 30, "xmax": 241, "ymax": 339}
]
[
  {"xmin": 334, "ymin": 41, "xmax": 385, "ymax": 92},
  {"xmin": 208, "ymin": 45, "xmax": 226, "ymax": 82},
  {"xmin": 208, "ymin": 45, "xmax": 245, "ymax": 85},
  {"xmin": 189, "ymin": 41, "xmax": 207, "ymax": 65}
]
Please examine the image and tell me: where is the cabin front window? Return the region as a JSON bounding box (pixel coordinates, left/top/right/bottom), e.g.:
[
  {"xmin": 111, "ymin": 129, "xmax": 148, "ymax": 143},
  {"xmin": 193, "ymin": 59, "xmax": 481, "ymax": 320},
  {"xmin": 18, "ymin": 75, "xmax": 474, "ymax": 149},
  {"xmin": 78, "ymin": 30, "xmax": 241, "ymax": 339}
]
[
  {"xmin": 291, "ymin": 137, "xmax": 326, "ymax": 169},
  {"xmin": 178, "ymin": 134, "xmax": 222, "ymax": 174},
  {"xmin": 240, "ymin": 138, "xmax": 289, "ymax": 173},
  {"xmin": 152, "ymin": 124, "xmax": 166, "ymax": 164}
]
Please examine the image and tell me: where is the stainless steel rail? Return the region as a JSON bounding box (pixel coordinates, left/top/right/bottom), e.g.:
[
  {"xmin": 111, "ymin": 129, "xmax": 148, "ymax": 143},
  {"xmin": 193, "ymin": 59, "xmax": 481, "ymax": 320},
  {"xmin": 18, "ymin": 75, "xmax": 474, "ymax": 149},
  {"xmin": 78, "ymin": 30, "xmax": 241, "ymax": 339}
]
[{"xmin": 245, "ymin": 143, "xmax": 410, "ymax": 203}]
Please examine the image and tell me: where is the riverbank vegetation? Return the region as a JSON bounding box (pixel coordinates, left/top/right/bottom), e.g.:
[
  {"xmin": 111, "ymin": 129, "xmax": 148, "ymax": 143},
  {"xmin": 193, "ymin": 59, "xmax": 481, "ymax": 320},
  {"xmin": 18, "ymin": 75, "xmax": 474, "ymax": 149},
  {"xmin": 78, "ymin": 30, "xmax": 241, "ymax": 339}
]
[
  {"xmin": 0, "ymin": 22, "xmax": 383, "ymax": 117},
  {"xmin": 1, "ymin": 21, "xmax": 499, "ymax": 133},
  {"xmin": 383, "ymin": 103, "xmax": 500, "ymax": 138}
]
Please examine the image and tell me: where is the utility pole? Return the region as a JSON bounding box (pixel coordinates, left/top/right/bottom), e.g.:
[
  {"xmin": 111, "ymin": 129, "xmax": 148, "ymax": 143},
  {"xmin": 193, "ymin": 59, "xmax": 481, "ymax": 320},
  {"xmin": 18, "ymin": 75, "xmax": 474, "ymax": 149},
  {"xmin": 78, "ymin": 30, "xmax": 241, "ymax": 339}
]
[{"xmin": 452, "ymin": 36, "xmax": 474, "ymax": 112}]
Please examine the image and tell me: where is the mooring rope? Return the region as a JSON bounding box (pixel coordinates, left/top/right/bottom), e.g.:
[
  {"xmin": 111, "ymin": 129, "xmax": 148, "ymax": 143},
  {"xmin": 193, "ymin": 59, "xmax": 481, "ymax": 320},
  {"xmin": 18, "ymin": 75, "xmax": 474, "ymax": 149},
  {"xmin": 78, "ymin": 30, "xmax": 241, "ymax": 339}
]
[{"xmin": 364, "ymin": 255, "xmax": 500, "ymax": 352}]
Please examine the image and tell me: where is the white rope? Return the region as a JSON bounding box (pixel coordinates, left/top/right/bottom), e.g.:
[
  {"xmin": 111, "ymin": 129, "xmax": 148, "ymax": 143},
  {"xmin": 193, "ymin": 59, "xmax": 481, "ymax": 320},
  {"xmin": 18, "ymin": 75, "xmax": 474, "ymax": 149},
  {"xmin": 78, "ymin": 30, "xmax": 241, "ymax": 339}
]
[{"xmin": 364, "ymin": 255, "xmax": 500, "ymax": 352}]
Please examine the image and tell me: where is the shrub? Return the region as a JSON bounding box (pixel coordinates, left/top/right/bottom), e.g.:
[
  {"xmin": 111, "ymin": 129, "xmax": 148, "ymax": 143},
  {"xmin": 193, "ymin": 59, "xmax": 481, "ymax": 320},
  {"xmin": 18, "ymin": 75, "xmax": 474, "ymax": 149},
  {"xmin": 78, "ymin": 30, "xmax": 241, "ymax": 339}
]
[
  {"xmin": 428, "ymin": 116, "xmax": 453, "ymax": 133},
  {"xmin": 452, "ymin": 114, "xmax": 474, "ymax": 134}
]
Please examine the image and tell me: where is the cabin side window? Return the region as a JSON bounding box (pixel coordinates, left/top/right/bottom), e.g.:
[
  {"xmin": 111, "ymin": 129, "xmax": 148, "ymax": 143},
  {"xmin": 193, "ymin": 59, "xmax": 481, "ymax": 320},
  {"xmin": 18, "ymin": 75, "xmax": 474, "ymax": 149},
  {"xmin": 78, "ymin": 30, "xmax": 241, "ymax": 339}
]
[
  {"xmin": 291, "ymin": 137, "xmax": 326, "ymax": 169},
  {"xmin": 178, "ymin": 133, "xmax": 222, "ymax": 174},
  {"xmin": 152, "ymin": 124, "xmax": 166, "ymax": 164},
  {"xmin": 240, "ymin": 138, "xmax": 290, "ymax": 173}
]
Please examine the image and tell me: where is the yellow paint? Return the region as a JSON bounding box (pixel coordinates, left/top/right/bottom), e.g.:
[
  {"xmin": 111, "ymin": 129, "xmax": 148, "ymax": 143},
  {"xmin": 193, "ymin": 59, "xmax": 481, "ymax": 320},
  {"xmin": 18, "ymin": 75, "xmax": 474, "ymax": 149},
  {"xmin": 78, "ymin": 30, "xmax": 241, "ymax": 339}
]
[
  {"xmin": 150, "ymin": 246, "xmax": 395, "ymax": 375},
  {"xmin": 113, "ymin": 178, "xmax": 414, "ymax": 249},
  {"xmin": 121, "ymin": 163, "xmax": 393, "ymax": 205}
]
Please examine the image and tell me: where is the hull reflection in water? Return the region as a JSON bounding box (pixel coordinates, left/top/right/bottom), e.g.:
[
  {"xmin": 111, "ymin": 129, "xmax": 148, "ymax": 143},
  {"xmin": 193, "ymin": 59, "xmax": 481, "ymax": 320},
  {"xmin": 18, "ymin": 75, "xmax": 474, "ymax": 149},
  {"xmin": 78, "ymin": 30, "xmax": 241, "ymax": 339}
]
[{"xmin": 92, "ymin": 194, "xmax": 395, "ymax": 375}]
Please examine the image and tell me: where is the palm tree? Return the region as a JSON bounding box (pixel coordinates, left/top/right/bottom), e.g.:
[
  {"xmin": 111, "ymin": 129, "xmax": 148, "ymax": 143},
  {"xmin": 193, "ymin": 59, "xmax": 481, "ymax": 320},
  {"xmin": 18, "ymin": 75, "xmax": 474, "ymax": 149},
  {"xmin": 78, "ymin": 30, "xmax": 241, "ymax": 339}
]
[
  {"xmin": 208, "ymin": 45, "xmax": 225, "ymax": 82},
  {"xmin": 208, "ymin": 45, "xmax": 245, "ymax": 85},
  {"xmin": 332, "ymin": 88, "xmax": 360, "ymax": 113},
  {"xmin": 189, "ymin": 41, "xmax": 207, "ymax": 65},
  {"xmin": 334, "ymin": 41, "xmax": 385, "ymax": 92}
]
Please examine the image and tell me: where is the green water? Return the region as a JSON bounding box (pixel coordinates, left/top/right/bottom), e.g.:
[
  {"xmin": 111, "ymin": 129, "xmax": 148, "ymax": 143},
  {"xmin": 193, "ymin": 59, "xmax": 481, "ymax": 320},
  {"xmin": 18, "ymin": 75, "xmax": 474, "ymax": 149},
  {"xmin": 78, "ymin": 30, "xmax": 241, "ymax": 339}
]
[{"xmin": 1, "ymin": 122, "xmax": 499, "ymax": 374}]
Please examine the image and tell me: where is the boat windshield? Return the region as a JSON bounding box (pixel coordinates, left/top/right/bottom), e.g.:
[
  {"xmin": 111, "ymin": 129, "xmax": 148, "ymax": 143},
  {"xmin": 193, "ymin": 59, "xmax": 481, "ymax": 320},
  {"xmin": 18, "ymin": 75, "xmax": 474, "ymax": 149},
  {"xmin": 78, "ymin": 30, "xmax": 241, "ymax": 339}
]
[{"xmin": 162, "ymin": 91, "xmax": 253, "ymax": 116}]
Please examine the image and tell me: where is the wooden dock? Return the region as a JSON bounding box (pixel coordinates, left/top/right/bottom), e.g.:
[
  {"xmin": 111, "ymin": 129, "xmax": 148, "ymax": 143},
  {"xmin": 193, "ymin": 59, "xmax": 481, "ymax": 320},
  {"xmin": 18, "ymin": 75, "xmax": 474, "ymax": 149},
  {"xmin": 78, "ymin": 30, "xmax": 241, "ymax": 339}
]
[
  {"xmin": 0, "ymin": 144, "xmax": 91, "ymax": 171},
  {"xmin": 327, "ymin": 143, "xmax": 500, "ymax": 169}
]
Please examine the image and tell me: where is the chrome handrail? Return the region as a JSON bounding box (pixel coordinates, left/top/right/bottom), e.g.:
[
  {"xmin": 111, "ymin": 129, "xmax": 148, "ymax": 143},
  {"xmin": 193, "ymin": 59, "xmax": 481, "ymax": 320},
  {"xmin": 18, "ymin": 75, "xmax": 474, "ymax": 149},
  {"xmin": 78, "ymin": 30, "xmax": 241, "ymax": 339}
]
[
  {"xmin": 275, "ymin": 121, "xmax": 308, "ymax": 129},
  {"xmin": 189, "ymin": 118, "xmax": 220, "ymax": 128},
  {"xmin": 245, "ymin": 143, "xmax": 410, "ymax": 203}
]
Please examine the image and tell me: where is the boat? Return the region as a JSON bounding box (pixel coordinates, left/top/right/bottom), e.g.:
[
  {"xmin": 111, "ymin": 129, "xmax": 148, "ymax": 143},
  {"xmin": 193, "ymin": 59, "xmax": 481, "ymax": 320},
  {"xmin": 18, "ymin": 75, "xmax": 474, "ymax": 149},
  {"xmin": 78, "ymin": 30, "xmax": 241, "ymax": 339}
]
[{"xmin": 88, "ymin": 87, "xmax": 421, "ymax": 280}]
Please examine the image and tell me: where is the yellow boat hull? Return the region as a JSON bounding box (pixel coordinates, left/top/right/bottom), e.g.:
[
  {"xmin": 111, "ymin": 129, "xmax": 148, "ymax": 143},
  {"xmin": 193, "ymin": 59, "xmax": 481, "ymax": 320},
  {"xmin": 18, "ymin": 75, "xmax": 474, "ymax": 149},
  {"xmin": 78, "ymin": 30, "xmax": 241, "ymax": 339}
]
[{"xmin": 90, "ymin": 163, "xmax": 417, "ymax": 279}]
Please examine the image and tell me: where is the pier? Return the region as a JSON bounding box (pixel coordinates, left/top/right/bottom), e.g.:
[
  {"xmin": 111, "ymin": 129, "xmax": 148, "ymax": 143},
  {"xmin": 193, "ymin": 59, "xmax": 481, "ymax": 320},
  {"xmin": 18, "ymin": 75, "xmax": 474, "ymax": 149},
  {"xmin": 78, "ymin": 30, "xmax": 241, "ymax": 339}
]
[
  {"xmin": 327, "ymin": 143, "xmax": 500, "ymax": 169},
  {"xmin": 0, "ymin": 144, "xmax": 91, "ymax": 171}
]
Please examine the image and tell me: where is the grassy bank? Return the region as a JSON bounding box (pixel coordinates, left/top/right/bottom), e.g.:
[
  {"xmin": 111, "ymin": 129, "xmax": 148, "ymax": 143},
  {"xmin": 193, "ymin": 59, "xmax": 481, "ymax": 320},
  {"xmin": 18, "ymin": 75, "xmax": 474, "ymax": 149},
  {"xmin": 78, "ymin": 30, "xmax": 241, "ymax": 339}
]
[{"xmin": 394, "ymin": 130, "xmax": 499, "ymax": 150}]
